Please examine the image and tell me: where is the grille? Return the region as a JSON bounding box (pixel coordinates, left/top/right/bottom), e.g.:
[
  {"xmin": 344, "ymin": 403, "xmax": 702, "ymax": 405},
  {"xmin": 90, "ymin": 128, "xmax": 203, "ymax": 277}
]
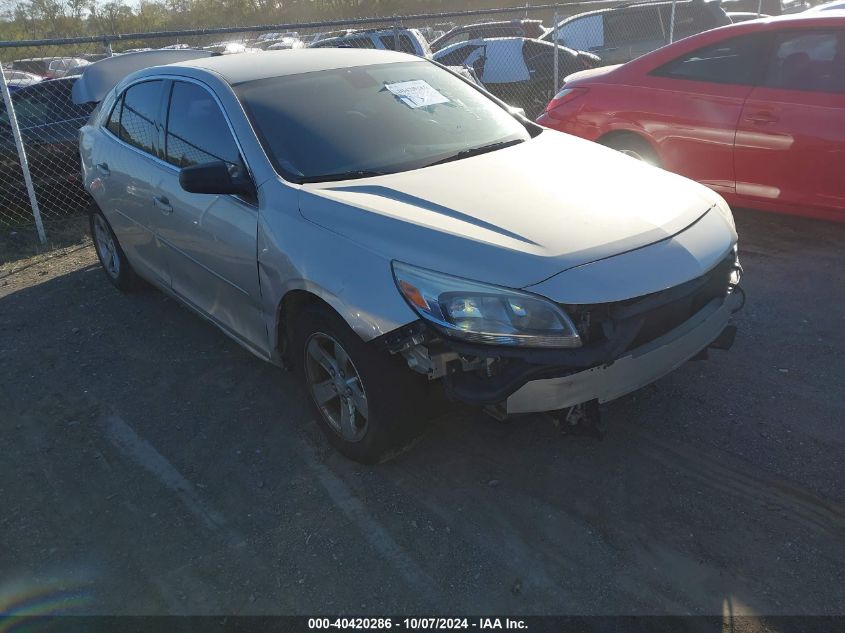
[{"xmin": 567, "ymin": 254, "xmax": 736, "ymax": 350}]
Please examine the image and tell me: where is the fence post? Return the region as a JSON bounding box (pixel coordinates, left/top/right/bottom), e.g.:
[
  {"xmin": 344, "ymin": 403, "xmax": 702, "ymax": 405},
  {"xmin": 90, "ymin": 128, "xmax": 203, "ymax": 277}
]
[
  {"xmin": 393, "ymin": 17, "xmax": 400, "ymax": 52},
  {"xmin": 553, "ymin": 9, "xmax": 560, "ymax": 95},
  {"xmin": 668, "ymin": 0, "xmax": 677, "ymax": 43},
  {"xmin": 105, "ymin": 38, "xmax": 113, "ymax": 56},
  {"xmin": 0, "ymin": 62, "xmax": 47, "ymax": 243},
  {"xmin": 756, "ymin": 0, "xmax": 763, "ymax": 16}
]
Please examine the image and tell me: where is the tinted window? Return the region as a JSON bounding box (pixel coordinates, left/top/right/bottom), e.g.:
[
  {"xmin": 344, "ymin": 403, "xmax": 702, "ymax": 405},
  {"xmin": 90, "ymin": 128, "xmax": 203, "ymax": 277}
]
[
  {"xmin": 763, "ymin": 31, "xmax": 845, "ymax": 93},
  {"xmin": 165, "ymin": 81, "xmax": 241, "ymax": 167},
  {"xmin": 437, "ymin": 44, "xmax": 481, "ymax": 66},
  {"xmin": 556, "ymin": 15, "xmax": 604, "ymax": 50},
  {"xmin": 106, "ymin": 95, "xmax": 123, "ymax": 137},
  {"xmin": 379, "ymin": 34, "xmax": 417, "ymax": 54},
  {"xmin": 653, "ymin": 34, "xmax": 766, "ymax": 84},
  {"xmin": 119, "ymin": 80, "xmax": 162, "ymax": 154},
  {"xmin": 437, "ymin": 31, "xmax": 470, "ymax": 50},
  {"xmin": 236, "ymin": 60, "xmax": 529, "ymax": 182},
  {"xmin": 661, "ymin": 3, "xmax": 721, "ymax": 40},
  {"xmin": 605, "ymin": 8, "xmax": 664, "ymax": 46}
]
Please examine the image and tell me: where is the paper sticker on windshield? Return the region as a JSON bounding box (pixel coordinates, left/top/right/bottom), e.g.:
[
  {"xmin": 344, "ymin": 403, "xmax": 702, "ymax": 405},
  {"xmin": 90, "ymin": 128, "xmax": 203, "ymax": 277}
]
[{"xmin": 385, "ymin": 80, "xmax": 449, "ymax": 108}]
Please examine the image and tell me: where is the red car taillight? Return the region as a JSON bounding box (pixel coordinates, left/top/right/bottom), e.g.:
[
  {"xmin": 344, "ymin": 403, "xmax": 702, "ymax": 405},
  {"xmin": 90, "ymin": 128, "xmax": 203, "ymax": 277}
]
[{"xmin": 544, "ymin": 87, "xmax": 589, "ymax": 114}]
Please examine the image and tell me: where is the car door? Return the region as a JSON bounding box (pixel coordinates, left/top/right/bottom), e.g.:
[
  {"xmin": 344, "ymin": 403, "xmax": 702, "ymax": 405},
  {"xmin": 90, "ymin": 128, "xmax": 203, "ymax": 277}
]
[
  {"xmin": 646, "ymin": 33, "xmax": 769, "ymax": 193},
  {"xmin": 734, "ymin": 29, "xmax": 845, "ymax": 218},
  {"xmin": 94, "ymin": 79, "xmax": 171, "ymax": 286},
  {"xmin": 154, "ymin": 79, "xmax": 267, "ymax": 353}
]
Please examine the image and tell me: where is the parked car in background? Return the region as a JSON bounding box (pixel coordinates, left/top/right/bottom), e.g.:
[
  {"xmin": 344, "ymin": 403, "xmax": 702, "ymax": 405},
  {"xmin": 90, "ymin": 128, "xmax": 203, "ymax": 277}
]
[
  {"xmin": 541, "ymin": 0, "xmax": 731, "ymax": 65},
  {"xmin": 430, "ymin": 19, "xmax": 546, "ymax": 52},
  {"xmin": 728, "ymin": 11, "xmax": 771, "ymax": 22},
  {"xmin": 0, "ymin": 77, "xmax": 95, "ymax": 215},
  {"xmin": 537, "ymin": 14, "xmax": 845, "ymax": 221},
  {"xmin": 804, "ymin": 0, "xmax": 845, "ymax": 11},
  {"xmin": 266, "ymin": 37, "xmax": 306, "ymax": 51},
  {"xmin": 3, "ymin": 70, "xmax": 42, "ymax": 91},
  {"xmin": 434, "ymin": 37, "xmax": 599, "ymax": 118},
  {"xmin": 721, "ymin": 0, "xmax": 810, "ymax": 14},
  {"xmin": 202, "ymin": 42, "xmax": 259, "ymax": 55},
  {"xmin": 309, "ymin": 28, "xmax": 432, "ymax": 57},
  {"xmin": 77, "ymin": 48, "xmax": 741, "ymax": 462},
  {"xmin": 10, "ymin": 57, "xmax": 89, "ymax": 79}
]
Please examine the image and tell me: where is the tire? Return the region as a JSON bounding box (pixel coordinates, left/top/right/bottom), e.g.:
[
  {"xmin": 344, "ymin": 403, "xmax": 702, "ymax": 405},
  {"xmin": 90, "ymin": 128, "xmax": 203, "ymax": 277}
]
[
  {"xmin": 601, "ymin": 134, "xmax": 662, "ymax": 168},
  {"xmin": 291, "ymin": 303, "xmax": 428, "ymax": 463},
  {"xmin": 90, "ymin": 210, "xmax": 137, "ymax": 291}
]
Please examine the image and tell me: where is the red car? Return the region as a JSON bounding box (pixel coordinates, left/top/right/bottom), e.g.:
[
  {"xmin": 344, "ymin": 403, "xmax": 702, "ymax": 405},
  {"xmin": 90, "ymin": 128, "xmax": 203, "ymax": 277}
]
[{"xmin": 537, "ymin": 14, "xmax": 845, "ymax": 222}]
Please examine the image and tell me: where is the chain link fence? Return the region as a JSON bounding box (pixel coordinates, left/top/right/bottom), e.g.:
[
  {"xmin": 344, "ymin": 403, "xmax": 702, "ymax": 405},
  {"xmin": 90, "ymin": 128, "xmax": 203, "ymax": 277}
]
[{"xmin": 0, "ymin": 0, "xmax": 758, "ymax": 240}]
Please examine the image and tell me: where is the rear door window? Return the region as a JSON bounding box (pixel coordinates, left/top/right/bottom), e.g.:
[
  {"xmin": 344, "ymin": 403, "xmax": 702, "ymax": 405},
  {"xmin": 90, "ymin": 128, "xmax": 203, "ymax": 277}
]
[
  {"xmin": 379, "ymin": 34, "xmax": 417, "ymax": 54},
  {"xmin": 604, "ymin": 8, "xmax": 664, "ymax": 46},
  {"xmin": 117, "ymin": 80, "xmax": 163, "ymax": 155},
  {"xmin": 762, "ymin": 30, "xmax": 845, "ymax": 93},
  {"xmin": 556, "ymin": 15, "xmax": 604, "ymax": 51},
  {"xmin": 437, "ymin": 43, "xmax": 482, "ymax": 66}
]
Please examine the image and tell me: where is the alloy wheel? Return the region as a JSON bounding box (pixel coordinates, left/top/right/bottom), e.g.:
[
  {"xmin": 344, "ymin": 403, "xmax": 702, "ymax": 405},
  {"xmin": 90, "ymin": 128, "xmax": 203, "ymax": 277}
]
[
  {"xmin": 304, "ymin": 332, "xmax": 369, "ymax": 442},
  {"xmin": 93, "ymin": 214, "xmax": 120, "ymax": 279}
]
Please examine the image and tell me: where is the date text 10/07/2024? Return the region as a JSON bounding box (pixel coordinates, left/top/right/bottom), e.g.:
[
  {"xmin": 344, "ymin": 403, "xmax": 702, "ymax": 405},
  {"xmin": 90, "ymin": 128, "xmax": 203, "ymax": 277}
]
[{"xmin": 307, "ymin": 618, "xmax": 528, "ymax": 630}]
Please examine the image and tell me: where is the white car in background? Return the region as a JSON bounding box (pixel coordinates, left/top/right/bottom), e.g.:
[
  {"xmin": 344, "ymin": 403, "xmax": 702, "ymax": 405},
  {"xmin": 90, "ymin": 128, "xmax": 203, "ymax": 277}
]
[{"xmin": 75, "ymin": 49, "xmax": 742, "ymax": 462}]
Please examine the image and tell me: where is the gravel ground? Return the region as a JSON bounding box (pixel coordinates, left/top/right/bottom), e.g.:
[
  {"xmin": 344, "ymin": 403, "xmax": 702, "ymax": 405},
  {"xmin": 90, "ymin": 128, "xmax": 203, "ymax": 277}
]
[{"xmin": 1, "ymin": 209, "xmax": 843, "ymax": 618}]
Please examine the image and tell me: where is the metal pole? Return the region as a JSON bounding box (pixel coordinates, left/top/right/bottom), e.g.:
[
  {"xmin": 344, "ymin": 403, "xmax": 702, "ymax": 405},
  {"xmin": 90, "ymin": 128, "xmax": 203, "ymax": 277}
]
[
  {"xmin": 553, "ymin": 9, "xmax": 560, "ymax": 94},
  {"xmin": 669, "ymin": 0, "xmax": 677, "ymax": 43},
  {"xmin": 393, "ymin": 17, "xmax": 400, "ymax": 52},
  {"xmin": 756, "ymin": 0, "xmax": 763, "ymax": 16},
  {"xmin": 0, "ymin": 62, "xmax": 47, "ymax": 243}
]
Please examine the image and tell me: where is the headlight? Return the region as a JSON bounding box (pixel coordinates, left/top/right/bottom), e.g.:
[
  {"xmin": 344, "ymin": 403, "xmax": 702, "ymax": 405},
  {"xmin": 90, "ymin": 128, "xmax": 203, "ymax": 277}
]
[{"xmin": 392, "ymin": 262, "xmax": 581, "ymax": 348}]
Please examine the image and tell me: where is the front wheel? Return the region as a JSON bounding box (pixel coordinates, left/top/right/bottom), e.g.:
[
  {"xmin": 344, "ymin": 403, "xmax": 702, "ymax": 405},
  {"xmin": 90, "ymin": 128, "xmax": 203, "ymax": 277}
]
[
  {"xmin": 90, "ymin": 210, "xmax": 137, "ymax": 291},
  {"xmin": 292, "ymin": 304, "xmax": 428, "ymax": 463},
  {"xmin": 601, "ymin": 134, "xmax": 662, "ymax": 168}
]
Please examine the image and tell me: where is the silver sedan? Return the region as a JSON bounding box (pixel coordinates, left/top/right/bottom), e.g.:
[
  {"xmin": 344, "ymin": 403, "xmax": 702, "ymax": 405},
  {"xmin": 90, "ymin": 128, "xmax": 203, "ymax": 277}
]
[{"xmin": 79, "ymin": 49, "xmax": 742, "ymax": 462}]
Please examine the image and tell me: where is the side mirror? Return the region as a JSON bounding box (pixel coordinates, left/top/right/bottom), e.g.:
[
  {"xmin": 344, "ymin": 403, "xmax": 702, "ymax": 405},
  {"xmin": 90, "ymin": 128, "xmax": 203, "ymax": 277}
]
[{"xmin": 179, "ymin": 161, "xmax": 255, "ymax": 199}]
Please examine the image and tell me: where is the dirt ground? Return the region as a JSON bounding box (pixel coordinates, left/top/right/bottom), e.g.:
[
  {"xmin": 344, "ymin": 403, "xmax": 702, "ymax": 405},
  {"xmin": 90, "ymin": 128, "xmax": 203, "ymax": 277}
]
[{"xmin": 1, "ymin": 209, "xmax": 843, "ymax": 619}]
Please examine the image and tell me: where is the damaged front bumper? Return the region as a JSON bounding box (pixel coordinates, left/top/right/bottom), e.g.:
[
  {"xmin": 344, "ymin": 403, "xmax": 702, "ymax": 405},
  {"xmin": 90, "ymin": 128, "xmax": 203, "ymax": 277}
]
[
  {"xmin": 379, "ymin": 254, "xmax": 743, "ymax": 415},
  {"xmin": 504, "ymin": 292, "xmax": 740, "ymax": 414}
]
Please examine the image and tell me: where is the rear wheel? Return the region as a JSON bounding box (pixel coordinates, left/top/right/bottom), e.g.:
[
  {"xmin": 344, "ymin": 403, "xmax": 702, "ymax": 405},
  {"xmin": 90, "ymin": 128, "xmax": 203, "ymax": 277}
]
[
  {"xmin": 601, "ymin": 134, "xmax": 662, "ymax": 168},
  {"xmin": 90, "ymin": 210, "xmax": 137, "ymax": 291},
  {"xmin": 292, "ymin": 304, "xmax": 428, "ymax": 463}
]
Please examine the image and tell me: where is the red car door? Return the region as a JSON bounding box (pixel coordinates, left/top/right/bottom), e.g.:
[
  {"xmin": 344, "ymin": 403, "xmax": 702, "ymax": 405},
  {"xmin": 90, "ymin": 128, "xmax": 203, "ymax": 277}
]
[
  {"xmin": 735, "ymin": 29, "xmax": 845, "ymax": 220},
  {"xmin": 644, "ymin": 33, "xmax": 767, "ymax": 195}
]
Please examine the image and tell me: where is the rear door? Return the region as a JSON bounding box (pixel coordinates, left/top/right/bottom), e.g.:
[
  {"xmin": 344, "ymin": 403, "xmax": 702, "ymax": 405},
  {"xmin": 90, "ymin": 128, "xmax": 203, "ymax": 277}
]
[
  {"xmin": 734, "ymin": 29, "xmax": 845, "ymax": 218},
  {"xmin": 94, "ymin": 79, "xmax": 171, "ymax": 285},
  {"xmin": 155, "ymin": 79, "xmax": 267, "ymax": 352}
]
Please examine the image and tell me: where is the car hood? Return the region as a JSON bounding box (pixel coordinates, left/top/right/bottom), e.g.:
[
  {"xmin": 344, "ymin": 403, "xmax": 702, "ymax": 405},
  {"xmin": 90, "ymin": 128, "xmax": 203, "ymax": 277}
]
[{"xmin": 298, "ymin": 131, "xmax": 727, "ymax": 291}]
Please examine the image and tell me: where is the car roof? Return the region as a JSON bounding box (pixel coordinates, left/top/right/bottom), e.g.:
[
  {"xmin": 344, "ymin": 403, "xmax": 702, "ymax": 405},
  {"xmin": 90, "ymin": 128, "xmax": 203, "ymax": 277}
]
[{"xmin": 167, "ymin": 48, "xmax": 415, "ymax": 84}]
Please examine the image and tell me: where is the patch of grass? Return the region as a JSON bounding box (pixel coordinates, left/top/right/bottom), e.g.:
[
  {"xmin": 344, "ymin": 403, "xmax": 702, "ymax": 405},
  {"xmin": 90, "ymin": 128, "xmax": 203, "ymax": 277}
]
[{"xmin": 0, "ymin": 214, "xmax": 91, "ymax": 266}]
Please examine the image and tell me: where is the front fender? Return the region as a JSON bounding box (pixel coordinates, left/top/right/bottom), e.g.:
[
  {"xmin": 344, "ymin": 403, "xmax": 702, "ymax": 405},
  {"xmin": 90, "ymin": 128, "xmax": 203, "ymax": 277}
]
[{"xmin": 257, "ymin": 189, "xmax": 418, "ymax": 362}]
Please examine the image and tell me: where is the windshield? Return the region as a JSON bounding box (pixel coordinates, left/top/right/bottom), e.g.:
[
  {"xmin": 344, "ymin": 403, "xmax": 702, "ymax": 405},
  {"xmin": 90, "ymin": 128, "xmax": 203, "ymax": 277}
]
[{"xmin": 234, "ymin": 60, "xmax": 531, "ymax": 183}]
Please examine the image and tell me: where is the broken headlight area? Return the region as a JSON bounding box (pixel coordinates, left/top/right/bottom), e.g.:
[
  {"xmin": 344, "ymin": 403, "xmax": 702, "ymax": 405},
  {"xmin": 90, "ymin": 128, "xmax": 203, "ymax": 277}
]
[{"xmin": 378, "ymin": 251, "xmax": 743, "ymax": 407}]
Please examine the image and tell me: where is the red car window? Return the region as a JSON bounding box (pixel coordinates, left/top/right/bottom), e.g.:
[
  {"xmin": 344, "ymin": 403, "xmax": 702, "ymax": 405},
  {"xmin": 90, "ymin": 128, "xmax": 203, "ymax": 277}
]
[
  {"xmin": 652, "ymin": 33, "xmax": 768, "ymax": 85},
  {"xmin": 762, "ymin": 30, "xmax": 845, "ymax": 93}
]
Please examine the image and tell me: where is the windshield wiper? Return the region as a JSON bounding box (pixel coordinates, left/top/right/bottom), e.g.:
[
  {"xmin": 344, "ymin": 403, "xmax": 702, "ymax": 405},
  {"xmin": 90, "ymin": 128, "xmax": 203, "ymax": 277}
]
[
  {"xmin": 426, "ymin": 138, "xmax": 526, "ymax": 167},
  {"xmin": 299, "ymin": 169, "xmax": 388, "ymax": 184}
]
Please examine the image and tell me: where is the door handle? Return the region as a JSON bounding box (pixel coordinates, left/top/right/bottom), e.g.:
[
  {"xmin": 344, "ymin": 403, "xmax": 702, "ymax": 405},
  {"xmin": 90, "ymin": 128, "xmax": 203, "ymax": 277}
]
[
  {"xmin": 96, "ymin": 162, "xmax": 110, "ymax": 177},
  {"xmin": 746, "ymin": 110, "xmax": 779, "ymax": 124},
  {"xmin": 153, "ymin": 195, "xmax": 173, "ymax": 214}
]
